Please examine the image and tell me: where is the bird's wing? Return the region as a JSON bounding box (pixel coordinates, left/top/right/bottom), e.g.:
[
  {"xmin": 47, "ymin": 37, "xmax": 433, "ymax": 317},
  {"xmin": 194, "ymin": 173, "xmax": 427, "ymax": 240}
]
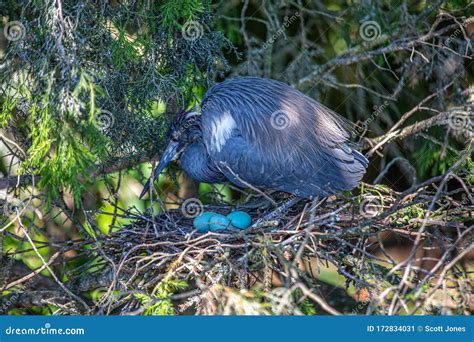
[
  {"xmin": 206, "ymin": 133, "xmax": 354, "ymax": 198},
  {"xmin": 200, "ymin": 77, "xmax": 368, "ymax": 198}
]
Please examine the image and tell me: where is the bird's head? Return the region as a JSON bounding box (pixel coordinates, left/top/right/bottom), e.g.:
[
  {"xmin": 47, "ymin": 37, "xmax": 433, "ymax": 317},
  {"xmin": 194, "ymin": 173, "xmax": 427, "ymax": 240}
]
[
  {"xmin": 167, "ymin": 108, "xmax": 202, "ymax": 146},
  {"xmin": 141, "ymin": 109, "xmax": 201, "ymax": 197},
  {"xmin": 163, "ymin": 107, "xmax": 201, "ymax": 159}
]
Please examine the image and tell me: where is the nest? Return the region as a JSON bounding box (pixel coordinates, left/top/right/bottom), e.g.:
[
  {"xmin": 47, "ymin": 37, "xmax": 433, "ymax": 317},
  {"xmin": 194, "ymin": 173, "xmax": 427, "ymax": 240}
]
[
  {"xmin": 0, "ymin": 146, "xmax": 472, "ymax": 316},
  {"xmin": 32, "ymin": 177, "xmax": 468, "ymax": 316}
]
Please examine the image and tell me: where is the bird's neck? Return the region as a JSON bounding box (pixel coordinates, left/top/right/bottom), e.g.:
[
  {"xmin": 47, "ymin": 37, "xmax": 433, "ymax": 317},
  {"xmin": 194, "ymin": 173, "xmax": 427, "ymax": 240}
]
[{"xmin": 180, "ymin": 139, "xmax": 225, "ymax": 184}]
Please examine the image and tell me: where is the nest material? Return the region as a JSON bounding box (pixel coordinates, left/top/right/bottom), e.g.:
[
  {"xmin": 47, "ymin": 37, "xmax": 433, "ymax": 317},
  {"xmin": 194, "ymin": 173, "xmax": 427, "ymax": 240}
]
[
  {"xmin": 53, "ymin": 177, "xmax": 472, "ymax": 316},
  {"xmin": 0, "ymin": 169, "xmax": 472, "ymax": 315},
  {"xmin": 0, "ymin": 147, "xmax": 472, "ymax": 315}
]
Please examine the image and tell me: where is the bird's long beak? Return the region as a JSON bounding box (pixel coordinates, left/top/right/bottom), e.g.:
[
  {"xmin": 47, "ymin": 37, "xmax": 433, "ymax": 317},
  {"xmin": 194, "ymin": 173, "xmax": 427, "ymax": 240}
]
[{"xmin": 139, "ymin": 141, "xmax": 179, "ymax": 199}]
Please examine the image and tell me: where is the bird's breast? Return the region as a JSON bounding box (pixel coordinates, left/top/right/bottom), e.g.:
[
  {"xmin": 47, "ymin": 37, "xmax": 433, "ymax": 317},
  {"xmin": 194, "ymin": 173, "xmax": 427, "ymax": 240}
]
[{"xmin": 180, "ymin": 141, "xmax": 226, "ymax": 184}]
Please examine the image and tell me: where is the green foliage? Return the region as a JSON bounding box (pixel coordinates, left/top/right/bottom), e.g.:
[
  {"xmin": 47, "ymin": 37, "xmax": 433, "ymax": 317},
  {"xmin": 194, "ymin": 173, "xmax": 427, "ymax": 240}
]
[
  {"xmin": 413, "ymin": 140, "xmax": 459, "ymax": 178},
  {"xmin": 356, "ymin": 183, "xmax": 387, "ymax": 206},
  {"xmin": 466, "ymin": 158, "xmax": 474, "ymax": 184},
  {"xmin": 134, "ymin": 279, "xmax": 187, "ymax": 315},
  {"xmin": 394, "ymin": 203, "xmax": 425, "ymax": 225},
  {"xmin": 110, "ymin": 25, "xmax": 144, "ymax": 70},
  {"xmin": 159, "ymin": 0, "xmax": 206, "ymax": 29},
  {"xmin": 1, "ymin": 0, "xmax": 230, "ymax": 205},
  {"xmin": 0, "ymin": 94, "xmax": 15, "ymax": 126},
  {"xmin": 18, "ymin": 72, "xmax": 108, "ymax": 204},
  {"xmin": 297, "ymin": 297, "xmax": 317, "ymax": 315}
]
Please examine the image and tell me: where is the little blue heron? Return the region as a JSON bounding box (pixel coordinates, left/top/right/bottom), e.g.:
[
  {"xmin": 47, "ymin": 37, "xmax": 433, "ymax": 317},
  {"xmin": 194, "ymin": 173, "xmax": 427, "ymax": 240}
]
[{"xmin": 140, "ymin": 77, "xmax": 368, "ymax": 200}]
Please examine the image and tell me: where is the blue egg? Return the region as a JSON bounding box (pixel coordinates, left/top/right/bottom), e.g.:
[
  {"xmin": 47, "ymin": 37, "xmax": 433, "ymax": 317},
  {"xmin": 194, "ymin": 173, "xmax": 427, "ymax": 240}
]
[
  {"xmin": 193, "ymin": 212, "xmax": 216, "ymax": 231},
  {"xmin": 227, "ymin": 211, "xmax": 252, "ymax": 229},
  {"xmin": 209, "ymin": 214, "xmax": 232, "ymax": 231}
]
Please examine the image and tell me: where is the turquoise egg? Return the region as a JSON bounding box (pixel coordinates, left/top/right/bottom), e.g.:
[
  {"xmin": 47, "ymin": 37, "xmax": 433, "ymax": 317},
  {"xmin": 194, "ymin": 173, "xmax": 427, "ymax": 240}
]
[
  {"xmin": 208, "ymin": 214, "xmax": 231, "ymax": 231},
  {"xmin": 193, "ymin": 212, "xmax": 216, "ymax": 231},
  {"xmin": 227, "ymin": 211, "xmax": 252, "ymax": 229}
]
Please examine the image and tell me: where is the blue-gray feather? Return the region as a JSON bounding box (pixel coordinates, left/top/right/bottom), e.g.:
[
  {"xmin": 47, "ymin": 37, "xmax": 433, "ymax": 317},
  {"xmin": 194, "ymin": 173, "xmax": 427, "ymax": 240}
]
[
  {"xmin": 180, "ymin": 77, "xmax": 368, "ymax": 198},
  {"xmin": 180, "ymin": 140, "xmax": 226, "ymax": 183},
  {"xmin": 164, "ymin": 77, "xmax": 369, "ymax": 199}
]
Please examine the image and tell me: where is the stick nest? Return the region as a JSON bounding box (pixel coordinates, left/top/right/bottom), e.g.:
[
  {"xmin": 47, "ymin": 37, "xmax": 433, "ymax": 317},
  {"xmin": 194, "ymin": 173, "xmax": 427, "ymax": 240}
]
[{"xmin": 51, "ymin": 176, "xmax": 471, "ymax": 316}]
